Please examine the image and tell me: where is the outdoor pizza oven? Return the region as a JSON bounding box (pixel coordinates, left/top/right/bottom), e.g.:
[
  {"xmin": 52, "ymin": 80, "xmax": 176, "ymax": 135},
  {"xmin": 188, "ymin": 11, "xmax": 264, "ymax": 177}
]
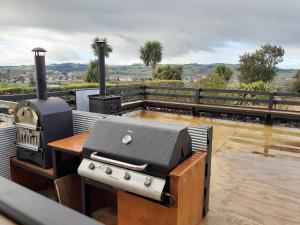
[
  {"xmin": 78, "ymin": 116, "xmax": 192, "ymax": 204},
  {"xmin": 14, "ymin": 48, "xmax": 73, "ymax": 168}
]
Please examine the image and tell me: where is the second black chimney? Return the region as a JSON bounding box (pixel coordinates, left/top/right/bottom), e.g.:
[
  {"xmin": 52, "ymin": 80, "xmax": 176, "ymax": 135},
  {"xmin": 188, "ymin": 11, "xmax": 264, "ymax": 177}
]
[
  {"xmin": 32, "ymin": 47, "xmax": 47, "ymax": 100},
  {"xmin": 97, "ymin": 40, "xmax": 106, "ymax": 96},
  {"xmin": 88, "ymin": 40, "xmax": 122, "ymax": 115}
]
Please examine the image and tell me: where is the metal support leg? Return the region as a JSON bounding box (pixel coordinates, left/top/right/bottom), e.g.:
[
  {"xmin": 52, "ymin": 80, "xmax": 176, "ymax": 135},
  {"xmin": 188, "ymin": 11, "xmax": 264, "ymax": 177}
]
[
  {"xmin": 81, "ymin": 179, "xmax": 92, "ymax": 216},
  {"xmin": 203, "ymin": 126, "xmax": 213, "ymax": 216},
  {"xmin": 52, "ymin": 150, "xmax": 62, "ymax": 179}
]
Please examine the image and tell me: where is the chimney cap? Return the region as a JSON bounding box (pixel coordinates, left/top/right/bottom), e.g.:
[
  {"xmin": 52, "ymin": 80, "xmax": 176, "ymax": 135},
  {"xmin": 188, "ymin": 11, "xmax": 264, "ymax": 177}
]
[
  {"xmin": 32, "ymin": 47, "xmax": 47, "ymax": 53},
  {"xmin": 96, "ymin": 40, "xmax": 106, "ymax": 45}
]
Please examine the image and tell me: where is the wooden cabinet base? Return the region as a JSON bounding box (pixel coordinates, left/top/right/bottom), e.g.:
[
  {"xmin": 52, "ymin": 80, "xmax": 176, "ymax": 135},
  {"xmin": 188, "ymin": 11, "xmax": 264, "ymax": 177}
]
[{"xmin": 118, "ymin": 151, "xmax": 206, "ymax": 225}]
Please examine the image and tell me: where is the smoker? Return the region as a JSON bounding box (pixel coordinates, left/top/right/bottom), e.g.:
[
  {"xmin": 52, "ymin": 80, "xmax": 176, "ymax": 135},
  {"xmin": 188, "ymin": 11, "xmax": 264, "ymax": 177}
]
[
  {"xmin": 88, "ymin": 40, "xmax": 121, "ymax": 115},
  {"xmin": 14, "ymin": 48, "xmax": 73, "ymax": 168},
  {"xmin": 78, "ymin": 117, "xmax": 192, "ymax": 204}
]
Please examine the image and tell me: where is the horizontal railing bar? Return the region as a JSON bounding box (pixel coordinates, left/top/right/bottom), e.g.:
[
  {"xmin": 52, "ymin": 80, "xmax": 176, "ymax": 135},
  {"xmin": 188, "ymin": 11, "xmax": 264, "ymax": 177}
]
[
  {"xmin": 275, "ymin": 92, "xmax": 300, "ymax": 97},
  {"xmin": 0, "ymin": 91, "xmax": 73, "ymax": 101},
  {"xmin": 200, "ymin": 88, "xmax": 270, "ymax": 96},
  {"xmin": 200, "ymin": 95, "xmax": 269, "ymax": 104},
  {"xmin": 145, "ymin": 86, "xmax": 197, "ymax": 91},
  {"xmin": 274, "ymin": 100, "xmax": 300, "ymax": 106},
  {"xmin": 121, "ymin": 93, "xmax": 144, "ymax": 98},
  {"xmin": 144, "ymin": 92, "xmax": 195, "ymax": 98},
  {"xmin": 108, "ymin": 85, "xmax": 144, "ymax": 92}
]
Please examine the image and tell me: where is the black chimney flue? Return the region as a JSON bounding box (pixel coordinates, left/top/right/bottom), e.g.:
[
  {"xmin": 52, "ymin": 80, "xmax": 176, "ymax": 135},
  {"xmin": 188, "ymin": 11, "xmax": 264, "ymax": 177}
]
[
  {"xmin": 32, "ymin": 47, "xmax": 47, "ymax": 100},
  {"xmin": 88, "ymin": 40, "xmax": 121, "ymax": 115},
  {"xmin": 96, "ymin": 40, "xmax": 106, "ymax": 96}
]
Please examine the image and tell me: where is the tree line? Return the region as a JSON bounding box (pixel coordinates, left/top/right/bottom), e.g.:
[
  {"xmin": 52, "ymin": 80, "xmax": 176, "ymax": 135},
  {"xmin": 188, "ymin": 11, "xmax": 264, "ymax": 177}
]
[{"xmin": 85, "ymin": 37, "xmax": 299, "ymax": 92}]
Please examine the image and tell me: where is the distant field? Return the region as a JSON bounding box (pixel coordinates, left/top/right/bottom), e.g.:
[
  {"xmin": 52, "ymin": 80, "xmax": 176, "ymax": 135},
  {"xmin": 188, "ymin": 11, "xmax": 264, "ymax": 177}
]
[{"xmin": 277, "ymin": 71, "xmax": 296, "ymax": 78}]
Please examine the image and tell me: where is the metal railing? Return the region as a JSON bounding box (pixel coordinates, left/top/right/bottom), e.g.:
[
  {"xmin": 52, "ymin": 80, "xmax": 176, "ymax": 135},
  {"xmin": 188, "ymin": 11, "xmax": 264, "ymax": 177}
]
[{"xmin": 0, "ymin": 91, "xmax": 76, "ymax": 105}]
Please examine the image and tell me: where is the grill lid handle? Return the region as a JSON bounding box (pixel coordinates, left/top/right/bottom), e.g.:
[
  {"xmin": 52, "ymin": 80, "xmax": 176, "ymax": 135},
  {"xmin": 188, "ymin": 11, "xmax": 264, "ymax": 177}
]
[{"xmin": 90, "ymin": 152, "xmax": 148, "ymax": 172}]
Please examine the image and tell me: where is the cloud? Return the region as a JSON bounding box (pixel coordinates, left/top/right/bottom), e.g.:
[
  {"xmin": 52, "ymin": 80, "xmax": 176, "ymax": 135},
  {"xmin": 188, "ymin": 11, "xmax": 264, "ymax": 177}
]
[{"xmin": 0, "ymin": 0, "xmax": 299, "ymax": 67}]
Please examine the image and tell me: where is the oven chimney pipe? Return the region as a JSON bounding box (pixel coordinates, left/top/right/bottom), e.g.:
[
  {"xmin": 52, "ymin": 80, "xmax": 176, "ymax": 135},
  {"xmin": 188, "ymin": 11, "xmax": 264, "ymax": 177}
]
[
  {"xmin": 96, "ymin": 40, "xmax": 106, "ymax": 96},
  {"xmin": 32, "ymin": 47, "xmax": 47, "ymax": 100}
]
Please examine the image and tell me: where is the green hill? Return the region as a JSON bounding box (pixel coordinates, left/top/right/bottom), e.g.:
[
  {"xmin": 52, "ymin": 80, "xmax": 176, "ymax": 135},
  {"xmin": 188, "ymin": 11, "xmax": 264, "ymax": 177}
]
[{"xmin": 0, "ymin": 63, "xmax": 297, "ymax": 78}]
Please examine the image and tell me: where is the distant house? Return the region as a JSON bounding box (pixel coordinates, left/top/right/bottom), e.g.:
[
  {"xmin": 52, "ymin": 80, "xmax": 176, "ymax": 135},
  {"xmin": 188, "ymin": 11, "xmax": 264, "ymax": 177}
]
[
  {"xmin": 118, "ymin": 76, "xmax": 134, "ymax": 82},
  {"xmin": 14, "ymin": 75, "xmax": 27, "ymax": 83}
]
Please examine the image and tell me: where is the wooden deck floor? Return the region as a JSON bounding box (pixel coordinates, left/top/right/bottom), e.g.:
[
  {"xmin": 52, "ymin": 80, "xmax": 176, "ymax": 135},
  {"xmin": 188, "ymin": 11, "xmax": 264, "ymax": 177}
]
[
  {"xmin": 126, "ymin": 110, "xmax": 300, "ymax": 225},
  {"xmin": 201, "ymin": 151, "xmax": 300, "ymax": 225}
]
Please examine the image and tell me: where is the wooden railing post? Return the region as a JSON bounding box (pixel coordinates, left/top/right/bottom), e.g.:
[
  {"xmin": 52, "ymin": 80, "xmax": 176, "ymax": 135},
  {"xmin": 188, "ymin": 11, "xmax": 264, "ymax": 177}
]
[
  {"xmin": 195, "ymin": 88, "xmax": 201, "ymax": 104},
  {"xmin": 268, "ymin": 92, "xmax": 275, "ymax": 110},
  {"xmin": 141, "ymin": 85, "xmax": 147, "ymax": 100}
]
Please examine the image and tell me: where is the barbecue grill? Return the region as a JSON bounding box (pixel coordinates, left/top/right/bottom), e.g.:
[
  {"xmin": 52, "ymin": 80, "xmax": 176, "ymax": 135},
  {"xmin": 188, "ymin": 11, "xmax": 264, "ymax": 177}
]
[
  {"xmin": 14, "ymin": 48, "xmax": 73, "ymax": 168},
  {"xmin": 78, "ymin": 117, "xmax": 192, "ymax": 203}
]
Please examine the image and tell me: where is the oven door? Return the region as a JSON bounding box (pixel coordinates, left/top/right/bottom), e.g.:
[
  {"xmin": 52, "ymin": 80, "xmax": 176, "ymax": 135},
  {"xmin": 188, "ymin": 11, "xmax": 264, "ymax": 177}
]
[{"xmin": 16, "ymin": 127, "xmax": 41, "ymax": 152}]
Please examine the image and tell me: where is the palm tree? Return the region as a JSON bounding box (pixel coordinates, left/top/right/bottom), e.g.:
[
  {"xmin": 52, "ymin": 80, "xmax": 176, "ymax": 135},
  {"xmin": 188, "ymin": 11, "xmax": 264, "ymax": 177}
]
[
  {"xmin": 85, "ymin": 37, "xmax": 113, "ymax": 82},
  {"xmin": 85, "ymin": 60, "xmax": 98, "ymax": 82},
  {"xmin": 91, "ymin": 37, "xmax": 113, "ymax": 57},
  {"xmin": 140, "ymin": 41, "xmax": 163, "ymax": 77}
]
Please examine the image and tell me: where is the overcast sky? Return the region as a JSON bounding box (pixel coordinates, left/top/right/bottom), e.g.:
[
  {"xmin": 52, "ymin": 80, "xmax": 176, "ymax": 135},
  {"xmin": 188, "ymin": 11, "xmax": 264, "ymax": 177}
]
[{"xmin": 0, "ymin": 0, "xmax": 300, "ymax": 68}]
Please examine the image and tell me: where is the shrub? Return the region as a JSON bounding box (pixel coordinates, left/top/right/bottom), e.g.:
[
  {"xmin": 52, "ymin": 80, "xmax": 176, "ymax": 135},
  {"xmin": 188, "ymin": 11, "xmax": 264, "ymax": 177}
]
[
  {"xmin": 292, "ymin": 71, "xmax": 300, "ymax": 92},
  {"xmin": 146, "ymin": 80, "xmax": 184, "ymax": 88},
  {"xmin": 232, "ymin": 81, "xmax": 276, "ymax": 92},
  {"xmin": 193, "ymin": 74, "xmax": 227, "ymax": 89},
  {"xmin": 154, "ymin": 65, "xmax": 183, "ymax": 80},
  {"xmin": 214, "ymin": 64, "xmax": 233, "ymax": 81},
  {"xmin": 0, "ymin": 87, "xmax": 35, "ymax": 95},
  {"xmin": 85, "ymin": 60, "xmax": 99, "ymax": 83},
  {"xmin": 293, "ymin": 79, "xmax": 300, "ymax": 93},
  {"xmin": 0, "ymin": 80, "xmax": 185, "ymax": 95},
  {"xmin": 229, "ymin": 81, "xmax": 276, "ymax": 106}
]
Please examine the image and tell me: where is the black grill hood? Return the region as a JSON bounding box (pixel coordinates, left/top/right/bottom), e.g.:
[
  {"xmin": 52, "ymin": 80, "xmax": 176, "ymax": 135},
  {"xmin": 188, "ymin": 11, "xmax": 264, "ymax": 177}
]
[{"xmin": 83, "ymin": 117, "xmax": 192, "ymax": 178}]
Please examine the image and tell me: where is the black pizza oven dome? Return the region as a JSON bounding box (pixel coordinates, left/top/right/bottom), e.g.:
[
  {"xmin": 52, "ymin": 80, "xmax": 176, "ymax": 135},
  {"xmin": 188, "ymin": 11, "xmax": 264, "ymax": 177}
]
[{"xmin": 15, "ymin": 97, "xmax": 73, "ymax": 168}]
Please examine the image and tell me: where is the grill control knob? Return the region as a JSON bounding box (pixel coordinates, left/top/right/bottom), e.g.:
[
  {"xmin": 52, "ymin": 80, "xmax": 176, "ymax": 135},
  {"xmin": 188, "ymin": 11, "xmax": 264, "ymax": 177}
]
[
  {"xmin": 105, "ymin": 167, "xmax": 112, "ymax": 175},
  {"xmin": 122, "ymin": 134, "xmax": 132, "ymax": 145},
  {"xmin": 144, "ymin": 178, "xmax": 152, "ymax": 187},
  {"xmin": 124, "ymin": 172, "xmax": 131, "ymax": 180},
  {"xmin": 88, "ymin": 163, "xmax": 95, "ymax": 170}
]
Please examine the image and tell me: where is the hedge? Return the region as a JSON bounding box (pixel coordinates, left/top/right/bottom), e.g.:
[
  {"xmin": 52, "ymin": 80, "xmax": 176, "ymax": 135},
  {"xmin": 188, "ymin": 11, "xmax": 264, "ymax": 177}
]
[{"xmin": 0, "ymin": 80, "xmax": 184, "ymax": 95}]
